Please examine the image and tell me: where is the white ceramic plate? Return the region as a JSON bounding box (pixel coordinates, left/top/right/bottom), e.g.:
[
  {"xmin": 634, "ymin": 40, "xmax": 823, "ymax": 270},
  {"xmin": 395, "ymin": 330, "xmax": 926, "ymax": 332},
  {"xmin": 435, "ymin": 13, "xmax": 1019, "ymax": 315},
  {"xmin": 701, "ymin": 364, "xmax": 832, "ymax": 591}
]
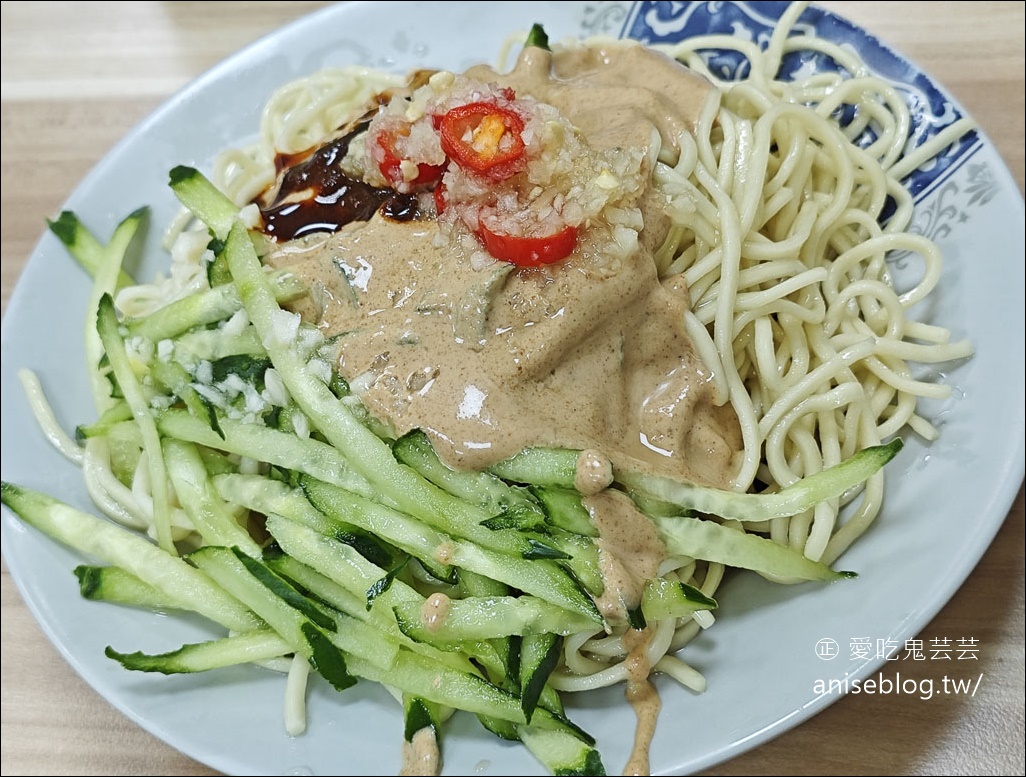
[{"xmin": 2, "ymin": 2, "xmax": 1023, "ymax": 775}]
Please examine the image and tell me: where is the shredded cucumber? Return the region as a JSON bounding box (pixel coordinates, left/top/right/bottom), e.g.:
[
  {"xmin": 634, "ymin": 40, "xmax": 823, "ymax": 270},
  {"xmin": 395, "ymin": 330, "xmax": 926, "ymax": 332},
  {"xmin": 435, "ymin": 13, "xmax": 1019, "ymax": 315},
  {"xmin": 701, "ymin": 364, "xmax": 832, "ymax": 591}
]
[
  {"xmin": 107, "ymin": 629, "xmax": 293, "ymax": 673},
  {"xmin": 2, "ymin": 167, "xmax": 910, "ymax": 776},
  {"xmin": 1, "ymin": 483, "xmax": 259, "ymax": 633},
  {"xmin": 620, "ymin": 439, "xmax": 902, "ymax": 521}
]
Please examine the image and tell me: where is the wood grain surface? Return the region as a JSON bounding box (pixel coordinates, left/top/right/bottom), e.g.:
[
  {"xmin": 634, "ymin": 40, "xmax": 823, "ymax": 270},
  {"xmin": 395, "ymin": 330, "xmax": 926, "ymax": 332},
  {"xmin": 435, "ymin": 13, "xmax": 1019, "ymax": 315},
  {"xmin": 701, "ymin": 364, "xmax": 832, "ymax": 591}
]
[{"xmin": 2, "ymin": 2, "xmax": 1023, "ymax": 775}]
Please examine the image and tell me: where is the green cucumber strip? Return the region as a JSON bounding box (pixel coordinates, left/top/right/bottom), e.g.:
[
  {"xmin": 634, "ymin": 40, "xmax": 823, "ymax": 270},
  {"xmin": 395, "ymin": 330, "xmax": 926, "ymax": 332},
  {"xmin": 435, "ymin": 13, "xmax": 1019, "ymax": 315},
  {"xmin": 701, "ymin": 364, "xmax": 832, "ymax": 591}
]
[
  {"xmin": 640, "ymin": 578, "xmax": 717, "ymax": 622},
  {"xmin": 620, "ymin": 439, "xmax": 903, "ymax": 521},
  {"xmin": 212, "ymin": 354, "xmax": 271, "ymax": 384},
  {"xmin": 653, "ymin": 515, "xmax": 853, "ymax": 582},
  {"xmin": 75, "ymin": 565, "xmax": 183, "ymax": 611},
  {"xmin": 80, "ymin": 209, "xmax": 148, "ymax": 413},
  {"xmin": 187, "ymin": 545, "xmax": 360, "ymax": 689},
  {"xmin": 125, "ymin": 271, "xmax": 305, "ymax": 343},
  {"xmin": 187, "ymin": 545, "xmax": 323, "ymax": 648},
  {"xmin": 102, "ymin": 419, "xmax": 143, "ymax": 487},
  {"xmin": 457, "ymin": 568, "xmax": 510, "ymax": 598},
  {"xmin": 172, "ymin": 326, "xmax": 266, "ymax": 362},
  {"xmin": 365, "ymin": 559, "xmax": 410, "ymax": 607},
  {"xmin": 168, "ymin": 166, "xmax": 239, "ymax": 240},
  {"xmin": 394, "ymin": 429, "xmax": 546, "ymax": 522},
  {"xmin": 0, "ymin": 483, "xmax": 258, "ymax": 633},
  {"xmin": 216, "ymin": 470, "xmax": 449, "ymax": 578},
  {"xmin": 215, "ymin": 474, "xmax": 404, "ymax": 571},
  {"xmin": 545, "ymin": 531, "xmax": 603, "ymax": 595},
  {"xmin": 444, "ymin": 539, "xmax": 601, "ymax": 624},
  {"xmin": 392, "ymin": 595, "xmax": 596, "ymax": 641},
  {"xmin": 46, "ymin": 209, "xmax": 136, "ymax": 290},
  {"xmin": 196, "ymin": 445, "xmax": 237, "ymax": 477},
  {"xmin": 304, "ymin": 622, "xmax": 358, "ymax": 691},
  {"xmin": 478, "ymin": 714, "xmax": 520, "ymax": 741},
  {"xmin": 403, "ymin": 695, "xmax": 442, "ymax": 744},
  {"xmin": 529, "ymin": 486, "xmax": 598, "ymax": 537},
  {"xmin": 343, "ymin": 649, "xmax": 586, "ymax": 736},
  {"xmin": 626, "ymin": 605, "xmax": 646, "ymax": 631},
  {"xmin": 518, "ymin": 726, "xmax": 606, "ymax": 777},
  {"xmin": 149, "ymin": 360, "xmax": 225, "ymax": 441},
  {"xmin": 266, "ymin": 549, "xmax": 484, "ymax": 676},
  {"xmin": 200, "ymin": 544, "xmax": 420, "ymax": 676},
  {"xmin": 106, "ymin": 629, "xmax": 292, "ymax": 674},
  {"xmin": 538, "ymin": 683, "xmax": 565, "ymax": 717},
  {"xmin": 267, "ymin": 551, "xmax": 396, "ymax": 620},
  {"xmin": 207, "ymin": 240, "xmax": 233, "ymax": 287},
  {"xmin": 458, "ymin": 569, "xmax": 521, "ymax": 691},
  {"xmin": 266, "ymin": 553, "xmax": 421, "ymax": 645},
  {"xmin": 487, "ymin": 447, "xmax": 585, "ymax": 490},
  {"xmin": 519, "ymin": 632, "xmax": 563, "ymax": 722},
  {"xmin": 223, "ymin": 221, "xmax": 565, "ymax": 562},
  {"xmin": 76, "ymin": 401, "xmax": 133, "ymax": 440},
  {"xmin": 303, "ymin": 477, "xmax": 602, "ymax": 623},
  {"xmin": 96, "ymin": 293, "xmax": 175, "ymax": 554},
  {"xmin": 480, "ymin": 506, "xmax": 550, "ymax": 534},
  {"xmin": 262, "ymin": 513, "xmax": 422, "ymax": 610},
  {"xmin": 390, "ymin": 608, "xmax": 507, "ymax": 683},
  {"xmin": 157, "ymin": 409, "xmax": 376, "ymax": 499},
  {"xmin": 232, "ymin": 549, "xmax": 338, "ymax": 633},
  {"xmin": 295, "ymin": 474, "xmax": 437, "ymax": 581},
  {"xmin": 162, "ymin": 438, "xmax": 262, "ymax": 556},
  {"xmin": 626, "ymin": 490, "xmax": 693, "ymax": 519},
  {"xmin": 458, "ymin": 570, "xmax": 525, "ymax": 699},
  {"xmin": 479, "ymin": 682, "xmax": 572, "ymax": 744},
  {"xmin": 523, "ymin": 538, "xmax": 569, "ymax": 561}
]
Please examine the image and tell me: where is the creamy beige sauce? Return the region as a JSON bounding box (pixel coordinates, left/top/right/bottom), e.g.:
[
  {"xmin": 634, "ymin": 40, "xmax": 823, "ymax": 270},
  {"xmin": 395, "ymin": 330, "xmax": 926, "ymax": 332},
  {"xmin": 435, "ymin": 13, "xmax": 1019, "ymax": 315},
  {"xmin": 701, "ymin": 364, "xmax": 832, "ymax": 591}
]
[
  {"xmin": 434, "ymin": 541, "xmax": 455, "ymax": 565},
  {"xmin": 586, "ymin": 489, "xmax": 666, "ymax": 776},
  {"xmin": 583, "ymin": 489, "xmax": 666, "ymax": 622},
  {"xmin": 574, "ymin": 449, "xmax": 613, "ymax": 496},
  {"xmin": 268, "ymin": 42, "xmax": 742, "ymax": 488},
  {"xmin": 399, "ymin": 727, "xmax": 440, "ymax": 776},
  {"xmin": 420, "ymin": 591, "xmax": 451, "ymax": 633},
  {"xmin": 622, "ymin": 627, "xmax": 661, "ymax": 776},
  {"xmin": 467, "ymin": 43, "xmax": 709, "ymax": 161}
]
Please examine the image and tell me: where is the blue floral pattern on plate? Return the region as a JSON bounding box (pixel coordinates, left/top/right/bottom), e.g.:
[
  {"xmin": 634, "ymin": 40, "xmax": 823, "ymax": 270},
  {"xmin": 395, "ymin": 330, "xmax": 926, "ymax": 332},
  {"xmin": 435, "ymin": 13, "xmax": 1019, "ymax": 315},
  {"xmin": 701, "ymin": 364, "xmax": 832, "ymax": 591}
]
[{"xmin": 617, "ymin": 1, "xmax": 981, "ymax": 201}]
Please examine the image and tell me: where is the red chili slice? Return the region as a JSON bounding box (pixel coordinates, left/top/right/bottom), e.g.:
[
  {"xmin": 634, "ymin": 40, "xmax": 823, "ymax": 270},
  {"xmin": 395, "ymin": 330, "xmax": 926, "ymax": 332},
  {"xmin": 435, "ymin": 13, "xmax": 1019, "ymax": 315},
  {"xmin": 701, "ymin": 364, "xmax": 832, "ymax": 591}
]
[
  {"xmin": 477, "ymin": 221, "xmax": 578, "ymax": 267},
  {"xmin": 372, "ymin": 128, "xmax": 445, "ymax": 190},
  {"xmin": 433, "ymin": 182, "xmax": 448, "ymax": 215},
  {"xmin": 439, "ymin": 102, "xmax": 526, "ymax": 181}
]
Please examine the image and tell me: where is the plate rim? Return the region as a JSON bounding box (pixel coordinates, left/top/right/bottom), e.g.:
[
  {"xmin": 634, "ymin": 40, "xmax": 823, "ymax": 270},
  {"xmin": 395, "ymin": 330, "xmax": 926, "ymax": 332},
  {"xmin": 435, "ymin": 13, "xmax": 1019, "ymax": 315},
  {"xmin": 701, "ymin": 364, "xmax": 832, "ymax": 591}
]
[{"xmin": 1, "ymin": 2, "xmax": 1023, "ymax": 775}]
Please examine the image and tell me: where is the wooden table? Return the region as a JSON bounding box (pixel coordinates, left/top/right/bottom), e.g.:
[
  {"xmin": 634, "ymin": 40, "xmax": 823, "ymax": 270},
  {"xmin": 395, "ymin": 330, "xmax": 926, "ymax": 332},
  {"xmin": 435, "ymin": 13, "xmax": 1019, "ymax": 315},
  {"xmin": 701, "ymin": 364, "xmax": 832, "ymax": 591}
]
[{"xmin": 2, "ymin": 2, "xmax": 1023, "ymax": 775}]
